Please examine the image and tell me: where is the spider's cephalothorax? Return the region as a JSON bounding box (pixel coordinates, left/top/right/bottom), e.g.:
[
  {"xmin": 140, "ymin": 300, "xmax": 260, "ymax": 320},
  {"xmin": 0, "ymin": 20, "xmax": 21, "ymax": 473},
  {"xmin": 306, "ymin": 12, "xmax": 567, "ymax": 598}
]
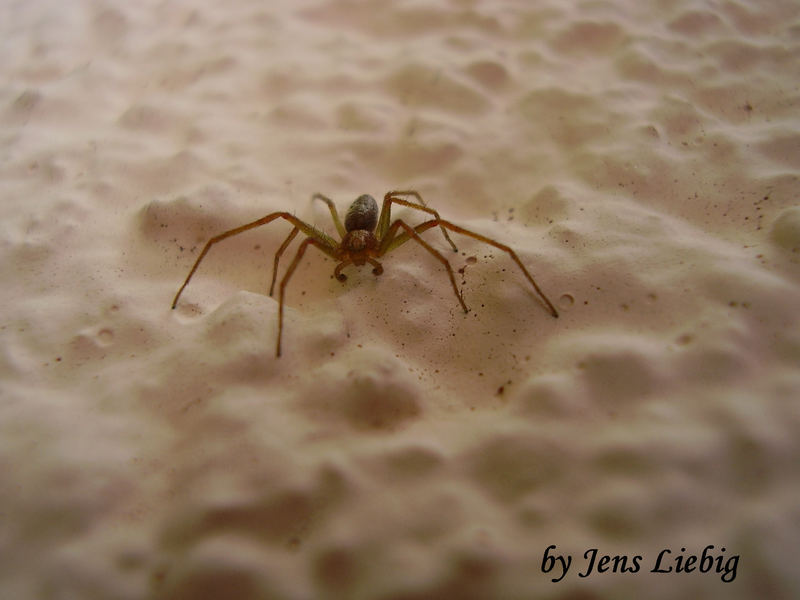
[{"xmin": 171, "ymin": 190, "xmax": 559, "ymax": 357}]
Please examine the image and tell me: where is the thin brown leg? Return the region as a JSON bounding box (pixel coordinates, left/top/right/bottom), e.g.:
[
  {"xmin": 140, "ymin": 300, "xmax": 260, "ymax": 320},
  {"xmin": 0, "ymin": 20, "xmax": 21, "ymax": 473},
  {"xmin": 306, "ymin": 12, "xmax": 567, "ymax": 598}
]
[
  {"xmin": 171, "ymin": 211, "xmax": 337, "ymax": 309},
  {"xmin": 269, "ymin": 227, "xmax": 299, "ymax": 296},
  {"xmin": 381, "ymin": 218, "xmax": 559, "ymax": 318},
  {"xmin": 378, "ymin": 191, "xmax": 458, "ymax": 253},
  {"xmin": 438, "ymin": 220, "xmax": 559, "ymax": 318},
  {"xmin": 379, "ymin": 219, "xmax": 468, "ymax": 313},
  {"xmin": 311, "ymin": 193, "xmax": 346, "ymax": 239},
  {"xmin": 277, "ymin": 237, "xmax": 331, "ymax": 357}
]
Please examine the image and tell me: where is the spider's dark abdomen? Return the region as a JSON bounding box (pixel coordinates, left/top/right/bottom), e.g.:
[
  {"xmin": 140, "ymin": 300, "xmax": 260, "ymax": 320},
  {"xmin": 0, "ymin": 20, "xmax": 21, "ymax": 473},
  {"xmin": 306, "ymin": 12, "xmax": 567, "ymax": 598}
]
[{"xmin": 345, "ymin": 194, "xmax": 378, "ymax": 232}]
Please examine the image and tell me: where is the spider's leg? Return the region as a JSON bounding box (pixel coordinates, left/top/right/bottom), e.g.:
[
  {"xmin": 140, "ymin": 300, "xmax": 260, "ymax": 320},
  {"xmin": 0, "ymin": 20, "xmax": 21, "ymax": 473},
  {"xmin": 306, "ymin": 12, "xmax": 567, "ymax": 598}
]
[
  {"xmin": 269, "ymin": 226, "xmax": 299, "ymax": 296},
  {"xmin": 437, "ymin": 219, "xmax": 559, "ymax": 318},
  {"xmin": 379, "ymin": 219, "xmax": 468, "ymax": 313},
  {"xmin": 380, "ymin": 218, "xmax": 559, "ymax": 318},
  {"xmin": 378, "ymin": 219, "xmax": 440, "ymax": 254},
  {"xmin": 277, "ymin": 237, "xmax": 336, "ymax": 357},
  {"xmin": 171, "ymin": 211, "xmax": 337, "ymax": 309},
  {"xmin": 312, "ymin": 193, "xmax": 346, "ymax": 239},
  {"xmin": 377, "ymin": 191, "xmax": 458, "ymax": 253}
]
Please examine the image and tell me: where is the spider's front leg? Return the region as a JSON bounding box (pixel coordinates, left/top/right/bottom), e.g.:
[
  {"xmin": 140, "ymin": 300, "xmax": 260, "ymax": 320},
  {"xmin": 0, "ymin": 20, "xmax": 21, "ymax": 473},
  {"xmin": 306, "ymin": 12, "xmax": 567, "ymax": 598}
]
[
  {"xmin": 378, "ymin": 219, "xmax": 468, "ymax": 314},
  {"xmin": 171, "ymin": 212, "xmax": 337, "ymax": 309},
  {"xmin": 435, "ymin": 219, "xmax": 559, "ymax": 318},
  {"xmin": 172, "ymin": 212, "xmax": 306, "ymax": 310},
  {"xmin": 380, "ymin": 218, "xmax": 559, "ymax": 319},
  {"xmin": 269, "ymin": 194, "xmax": 352, "ymax": 295},
  {"xmin": 378, "ymin": 191, "xmax": 458, "ymax": 253},
  {"xmin": 276, "ymin": 236, "xmax": 338, "ymax": 357}
]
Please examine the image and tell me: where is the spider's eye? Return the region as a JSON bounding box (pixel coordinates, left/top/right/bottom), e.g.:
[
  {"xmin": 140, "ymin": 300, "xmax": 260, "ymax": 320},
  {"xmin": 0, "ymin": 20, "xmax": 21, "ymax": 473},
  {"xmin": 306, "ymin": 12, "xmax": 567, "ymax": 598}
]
[{"xmin": 345, "ymin": 195, "xmax": 379, "ymax": 232}]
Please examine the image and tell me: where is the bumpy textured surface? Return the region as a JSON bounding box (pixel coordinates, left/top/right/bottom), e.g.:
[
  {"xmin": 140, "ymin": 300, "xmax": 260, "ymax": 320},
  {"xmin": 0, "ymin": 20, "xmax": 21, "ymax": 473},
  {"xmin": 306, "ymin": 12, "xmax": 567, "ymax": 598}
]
[{"xmin": 1, "ymin": 1, "xmax": 800, "ymax": 598}]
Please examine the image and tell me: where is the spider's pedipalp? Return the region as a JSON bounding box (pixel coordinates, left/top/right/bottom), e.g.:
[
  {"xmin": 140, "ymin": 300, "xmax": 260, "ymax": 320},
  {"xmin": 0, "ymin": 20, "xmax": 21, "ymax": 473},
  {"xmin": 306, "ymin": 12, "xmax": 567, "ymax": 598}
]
[
  {"xmin": 332, "ymin": 257, "xmax": 383, "ymax": 282},
  {"xmin": 334, "ymin": 261, "xmax": 351, "ymax": 281},
  {"xmin": 368, "ymin": 259, "xmax": 383, "ymax": 275}
]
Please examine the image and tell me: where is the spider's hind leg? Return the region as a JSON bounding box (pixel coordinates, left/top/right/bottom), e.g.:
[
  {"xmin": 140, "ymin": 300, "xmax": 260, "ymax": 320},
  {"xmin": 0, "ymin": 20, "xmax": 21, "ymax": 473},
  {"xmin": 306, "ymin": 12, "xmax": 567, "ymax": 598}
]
[
  {"xmin": 312, "ymin": 193, "xmax": 346, "ymax": 239},
  {"xmin": 379, "ymin": 218, "xmax": 469, "ymax": 314}
]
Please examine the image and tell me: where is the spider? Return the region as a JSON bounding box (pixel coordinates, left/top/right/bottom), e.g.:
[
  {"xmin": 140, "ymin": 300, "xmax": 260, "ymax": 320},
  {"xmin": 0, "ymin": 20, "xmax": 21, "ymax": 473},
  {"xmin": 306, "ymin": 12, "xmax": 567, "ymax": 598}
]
[{"xmin": 171, "ymin": 190, "xmax": 559, "ymax": 356}]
